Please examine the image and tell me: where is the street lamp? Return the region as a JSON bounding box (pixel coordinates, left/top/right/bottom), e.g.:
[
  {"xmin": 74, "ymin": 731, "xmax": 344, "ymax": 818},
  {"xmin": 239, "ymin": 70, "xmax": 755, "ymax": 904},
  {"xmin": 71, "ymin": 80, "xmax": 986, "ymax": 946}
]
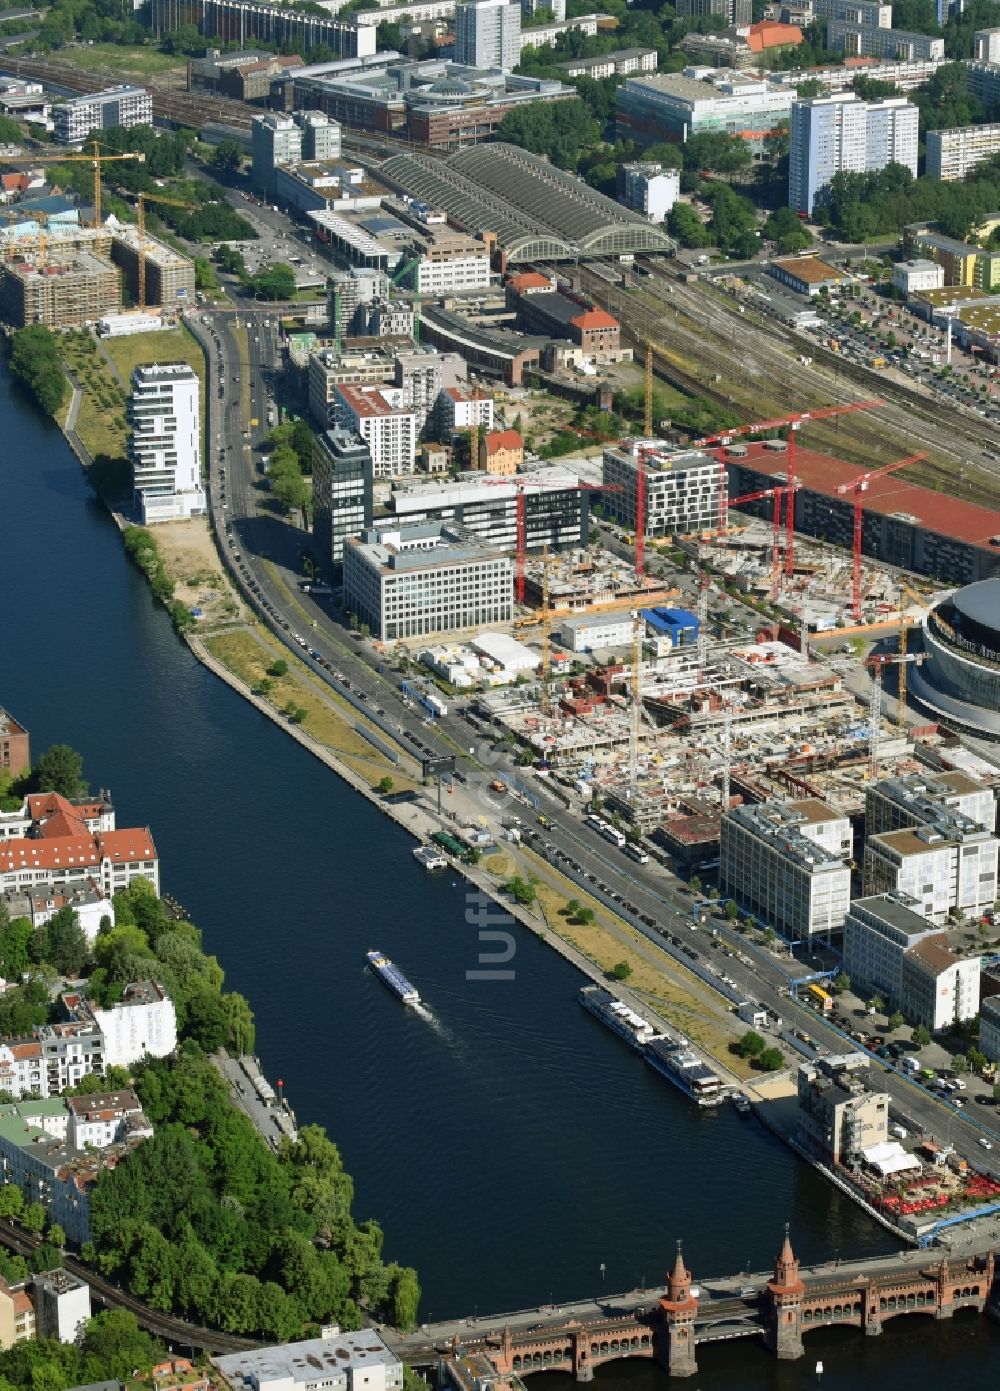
[{"xmin": 600, "ymin": 1263, "xmax": 606, "ymax": 1286}]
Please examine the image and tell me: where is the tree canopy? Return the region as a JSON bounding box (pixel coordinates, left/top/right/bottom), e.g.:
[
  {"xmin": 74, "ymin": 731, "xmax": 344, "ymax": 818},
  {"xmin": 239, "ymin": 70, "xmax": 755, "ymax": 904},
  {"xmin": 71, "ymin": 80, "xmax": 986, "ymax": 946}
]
[{"xmin": 9, "ymin": 328, "xmax": 68, "ymax": 418}]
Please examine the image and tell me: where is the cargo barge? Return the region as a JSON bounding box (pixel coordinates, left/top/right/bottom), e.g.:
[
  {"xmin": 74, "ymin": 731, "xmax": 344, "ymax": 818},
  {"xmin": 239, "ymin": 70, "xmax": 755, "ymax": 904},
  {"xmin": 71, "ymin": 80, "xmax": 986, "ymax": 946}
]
[{"xmin": 367, "ymin": 950, "xmax": 420, "ymax": 1005}]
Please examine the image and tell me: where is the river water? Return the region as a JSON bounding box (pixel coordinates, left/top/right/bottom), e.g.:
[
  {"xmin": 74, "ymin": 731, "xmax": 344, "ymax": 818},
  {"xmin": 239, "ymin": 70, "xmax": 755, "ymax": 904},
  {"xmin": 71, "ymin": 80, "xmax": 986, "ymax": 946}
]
[{"xmin": 3, "ymin": 364, "xmax": 999, "ymax": 1385}]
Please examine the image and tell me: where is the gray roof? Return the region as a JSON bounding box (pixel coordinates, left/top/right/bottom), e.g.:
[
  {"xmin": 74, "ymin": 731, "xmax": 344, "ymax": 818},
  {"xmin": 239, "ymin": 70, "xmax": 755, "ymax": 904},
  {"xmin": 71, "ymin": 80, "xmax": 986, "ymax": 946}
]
[
  {"xmin": 953, "ymin": 577, "xmax": 1000, "ymax": 635},
  {"xmin": 214, "ymin": 1333, "xmax": 401, "ymax": 1388}
]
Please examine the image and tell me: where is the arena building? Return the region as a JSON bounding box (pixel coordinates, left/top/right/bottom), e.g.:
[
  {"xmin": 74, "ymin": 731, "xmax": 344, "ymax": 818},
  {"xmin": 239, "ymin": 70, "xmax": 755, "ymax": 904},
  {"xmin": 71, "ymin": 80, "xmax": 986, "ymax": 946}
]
[{"xmin": 910, "ymin": 578, "xmax": 1000, "ymax": 740}]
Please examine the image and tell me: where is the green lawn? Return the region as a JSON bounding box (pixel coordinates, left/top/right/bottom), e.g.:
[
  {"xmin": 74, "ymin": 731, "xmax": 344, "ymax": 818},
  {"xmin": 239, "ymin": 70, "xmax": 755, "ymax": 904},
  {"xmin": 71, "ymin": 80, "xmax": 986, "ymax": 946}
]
[{"xmin": 53, "ymin": 43, "xmax": 187, "ymax": 79}]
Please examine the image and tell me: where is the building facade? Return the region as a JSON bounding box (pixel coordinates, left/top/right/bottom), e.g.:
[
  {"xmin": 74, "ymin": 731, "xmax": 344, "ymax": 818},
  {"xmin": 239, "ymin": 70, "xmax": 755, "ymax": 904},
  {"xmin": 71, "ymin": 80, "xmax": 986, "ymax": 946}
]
[
  {"xmin": 617, "ymin": 72, "xmax": 795, "ymax": 151},
  {"xmin": 826, "ymin": 19, "xmax": 944, "ymax": 59},
  {"xmin": 128, "ymin": 363, "xmax": 204, "ymax": 524},
  {"xmin": 455, "ymin": 0, "xmax": 521, "ymax": 68},
  {"xmin": 0, "ymin": 709, "xmax": 28, "ymax": 778},
  {"xmin": 927, "ymin": 123, "xmax": 1000, "ymax": 181},
  {"xmin": 974, "ymin": 26, "xmax": 1000, "ymax": 62},
  {"xmin": 675, "ymin": 0, "xmax": 751, "ymax": 22},
  {"xmin": 332, "ymin": 383, "xmax": 418, "ymax": 477},
  {"xmin": 866, "ymin": 771, "xmax": 996, "ymax": 837},
  {"xmin": 797, "ymin": 1055, "xmax": 889, "ymax": 1164},
  {"xmin": 864, "ymin": 819, "xmax": 999, "ymax": 923},
  {"xmin": 981, "ymin": 993, "xmax": 1000, "ymax": 1064},
  {"xmin": 150, "ymin": 0, "xmax": 373, "ymax": 59},
  {"xmin": 343, "ymin": 521, "xmax": 513, "ymax": 640},
  {"xmin": 383, "ymin": 467, "xmax": 586, "ymax": 551},
  {"xmin": 789, "ymin": 93, "xmax": 918, "ymax": 214},
  {"xmin": 33, "ymin": 1270, "xmax": 91, "ymax": 1345},
  {"xmin": 312, "ymin": 428, "xmax": 373, "ymax": 568},
  {"xmin": 602, "ymin": 442, "xmax": 722, "ymax": 539},
  {"xmin": 621, "ymin": 162, "xmax": 679, "ymax": 223},
  {"xmin": 892, "ymin": 257, "xmax": 945, "ymax": 295},
  {"xmin": 53, "ymin": 85, "xmax": 151, "ymax": 144},
  {"xmin": 478, "ymin": 427, "xmax": 523, "ymax": 474}
]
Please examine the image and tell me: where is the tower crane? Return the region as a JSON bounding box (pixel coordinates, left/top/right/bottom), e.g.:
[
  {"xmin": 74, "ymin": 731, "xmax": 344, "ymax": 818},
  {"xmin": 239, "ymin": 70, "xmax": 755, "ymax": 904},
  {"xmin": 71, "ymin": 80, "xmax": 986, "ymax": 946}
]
[
  {"xmin": 629, "ymin": 609, "xmax": 642, "ymax": 798},
  {"xmin": 725, "ymin": 482, "xmax": 800, "ymax": 600},
  {"xmin": 3, "ymin": 142, "xmax": 146, "ymax": 229},
  {"xmin": 865, "ymin": 650, "xmax": 925, "ymax": 778},
  {"xmin": 833, "ymin": 453, "xmax": 926, "ymax": 623},
  {"xmin": 540, "ymin": 543, "xmax": 553, "ymax": 717},
  {"xmin": 693, "ymin": 398, "xmax": 883, "ymax": 569},
  {"xmin": 136, "ymin": 191, "xmax": 194, "ymax": 311}
]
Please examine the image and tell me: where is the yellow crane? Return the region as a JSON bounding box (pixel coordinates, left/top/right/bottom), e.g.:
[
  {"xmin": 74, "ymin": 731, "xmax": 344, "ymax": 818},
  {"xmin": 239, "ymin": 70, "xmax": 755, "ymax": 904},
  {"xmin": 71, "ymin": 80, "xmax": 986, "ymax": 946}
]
[
  {"xmin": 136, "ymin": 190, "xmax": 193, "ymax": 311},
  {"xmin": 3, "ymin": 141, "xmax": 146, "ymax": 228}
]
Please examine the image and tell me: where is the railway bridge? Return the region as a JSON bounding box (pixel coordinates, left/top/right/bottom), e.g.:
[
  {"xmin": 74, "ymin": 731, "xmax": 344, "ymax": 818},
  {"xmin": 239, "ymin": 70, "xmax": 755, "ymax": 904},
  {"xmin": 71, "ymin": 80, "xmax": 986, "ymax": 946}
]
[{"xmin": 435, "ymin": 1234, "xmax": 999, "ymax": 1380}]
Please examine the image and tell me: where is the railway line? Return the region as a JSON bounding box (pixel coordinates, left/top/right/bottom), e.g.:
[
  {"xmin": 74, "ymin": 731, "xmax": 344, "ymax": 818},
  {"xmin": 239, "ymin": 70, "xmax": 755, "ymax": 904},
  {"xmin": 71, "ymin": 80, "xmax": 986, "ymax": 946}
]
[{"xmin": 0, "ymin": 1219, "xmax": 260, "ymax": 1354}]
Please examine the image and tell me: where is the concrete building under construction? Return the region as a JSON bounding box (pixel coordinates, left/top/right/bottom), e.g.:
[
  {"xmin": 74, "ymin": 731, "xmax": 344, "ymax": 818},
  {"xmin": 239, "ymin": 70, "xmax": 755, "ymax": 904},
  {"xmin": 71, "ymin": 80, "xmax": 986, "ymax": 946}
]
[
  {"xmin": 109, "ymin": 229, "xmax": 196, "ymax": 309},
  {"xmin": 0, "ymin": 251, "xmax": 120, "ymax": 328}
]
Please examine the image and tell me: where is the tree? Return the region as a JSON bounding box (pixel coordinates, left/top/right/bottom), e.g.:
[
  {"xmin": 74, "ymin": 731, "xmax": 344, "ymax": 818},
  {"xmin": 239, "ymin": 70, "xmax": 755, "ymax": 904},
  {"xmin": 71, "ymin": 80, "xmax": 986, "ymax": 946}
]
[
  {"xmin": 0, "ymin": 1186, "xmax": 24, "ymax": 1222},
  {"xmin": 611, "ymin": 961, "xmax": 632, "ymax": 981},
  {"xmin": 913, "ymin": 1024, "xmax": 931, "ymax": 1047},
  {"xmin": 22, "ymin": 1202, "xmax": 45, "ymax": 1235},
  {"xmin": 9, "ymin": 326, "xmax": 69, "ymax": 417},
  {"xmin": 954, "ymin": 1053, "xmax": 969, "ymax": 1074},
  {"xmin": 211, "ymin": 140, "xmax": 243, "ymax": 173},
  {"xmin": 564, "ymin": 899, "xmax": 581, "ymax": 920},
  {"xmin": 667, "ymin": 202, "xmax": 713, "ymax": 249},
  {"xmin": 758, "ymin": 1047, "xmax": 784, "ymax": 1072},
  {"xmin": 46, "ymin": 1223, "xmax": 65, "ymax": 1250},
  {"xmin": 81, "ymin": 1309, "xmax": 162, "ymax": 1383},
  {"xmin": 270, "ymin": 467, "xmax": 311, "ymax": 521},
  {"xmin": 495, "ymin": 98, "xmax": 600, "ymax": 171},
  {"xmin": 377, "ymin": 777, "xmax": 394, "ymax": 795},
  {"xmin": 31, "ymin": 744, "xmax": 86, "ymax": 798},
  {"xmin": 389, "ymin": 1263, "xmax": 421, "ymax": 1331},
  {"xmin": 45, "ymin": 906, "xmax": 88, "ymax": 976},
  {"xmin": 993, "ymin": 1081, "xmax": 1000, "ymax": 1104},
  {"xmin": 831, "ymin": 971, "xmax": 851, "ymax": 995},
  {"xmin": 267, "ymin": 659, "xmax": 288, "ymax": 678},
  {"xmin": 868, "ymin": 995, "xmax": 886, "ymax": 1016},
  {"xmin": 576, "ymin": 907, "xmax": 595, "ymax": 926},
  {"xmin": 689, "ymin": 876, "xmax": 702, "ymax": 895},
  {"xmin": 724, "ymin": 898, "xmax": 739, "ymax": 920},
  {"xmin": 888, "ymin": 1011, "xmax": 905, "ymax": 1032},
  {"xmin": 506, "ymin": 876, "xmax": 537, "ymax": 907},
  {"xmin": 968, "ymin": 1047, "xmax": 987, "ymax": 1074},
  {"xmin": 249, "ymin": 263, "xmax": 296, "ymax": 301},
  {"xmin": 737, "ymin": 1030, "xmax": 766, "ymax": 1058}
]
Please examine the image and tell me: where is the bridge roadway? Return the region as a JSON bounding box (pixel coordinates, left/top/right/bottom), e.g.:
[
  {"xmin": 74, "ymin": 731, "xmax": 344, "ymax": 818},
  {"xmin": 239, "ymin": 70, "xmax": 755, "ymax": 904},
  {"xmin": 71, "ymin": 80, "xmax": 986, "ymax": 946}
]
[{"xmin": 383, "ymin": 1240, "xmax": 999, "ymax": 1363}]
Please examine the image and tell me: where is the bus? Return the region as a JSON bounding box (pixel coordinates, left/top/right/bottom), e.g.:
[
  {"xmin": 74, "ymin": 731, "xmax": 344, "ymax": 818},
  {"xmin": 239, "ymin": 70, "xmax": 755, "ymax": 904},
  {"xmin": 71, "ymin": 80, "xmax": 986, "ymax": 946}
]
[
  {"xmin": 805, "ymin": 983, "xmax": 832, "ymax": 1015},
  {"xmin": 601, "ymin": 824, "xmax": 627, "ymax": 849}
]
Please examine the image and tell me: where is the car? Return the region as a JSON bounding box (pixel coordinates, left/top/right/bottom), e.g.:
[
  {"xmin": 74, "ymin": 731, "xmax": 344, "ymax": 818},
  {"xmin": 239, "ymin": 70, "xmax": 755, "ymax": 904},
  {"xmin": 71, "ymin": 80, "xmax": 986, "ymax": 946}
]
[{"xmin": 980, "ymin": 1138, "xmax": 993, "ymax": 1150}]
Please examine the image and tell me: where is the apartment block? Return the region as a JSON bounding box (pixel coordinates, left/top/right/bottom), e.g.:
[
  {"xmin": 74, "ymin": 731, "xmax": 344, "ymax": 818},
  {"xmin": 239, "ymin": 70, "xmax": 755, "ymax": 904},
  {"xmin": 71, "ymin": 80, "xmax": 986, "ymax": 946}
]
[
  {"xmin": 0, "ymin": 826, "xmax": 158, "ymax": 898},
  {"xmin": 675, "ymin": 0, "xmax": 751, "ymax": 23},
  {"xmin": 844, "ymin": 892, "xmax": 981, "ymax": 1031},
  {"xmin": 927, "ymin": 123, "xmax": 1000, "ymax": 181},
  {"xmin": 455, "ymin": 0, "xmax": 521, "ymax": 69},
  {"xmin": 0, "ymin": 251, "xmax": 120, "ymax": 330},
  {"xmin": 973, "ymin": 26, "xmax": 1000, "ymax": 62},
  {"xmin": 813, "ymin": 0, "xmax": 891, "ymax": 24},
  {"xmin": 826, "ymin": 19, "xmax": 944, "ymax": 59},
  {"xmin": 789, "ymin": 93, "xmax": 918, "ymax": 215},
  {"xmin": 436, "ymin": 385, "xmax": 494, "ymax": 436},
  {"xmin": 33, "ymin": 1269, "xmax": 91, "ymax": 1344},
  {"xmin": 64, "ymin": 979, "xmax": 178, "ymax": 1069},
  {"xmin": 720, "ymin": 798, "xmax": 853, "ymax": 939},
  {"xmin": 797, "ymin": 1054, "xmax": 889, "ymax": 1164},
  {"xmin": 343, "ymin": 521, "xmax": 513, "ymax": 640},
  {"xmin": 128, "ymin": 362, "xmax": 205, "ymax": 523},
  {"xmin": 333, "ymin": 383, "xmax": 418, "ymax": 477},
  {"xmin": 602, "ymin": 442, "xmax": 722, "ymax": 539},
  {"xmin": 312, "ymin": 428, "xmax": 373, "ymax": 568},
  {"xmin": 478, "ymin": 428, "xmax": 524, "ymax": 475},
  {"xmin": 866, "ymin": 771, "xmax": 996, "ymax": 837},
  {"xmin": 0, "ymin": 708, "xmax": 28, "ymax": 778},
  {"xmin": 0, "ymin": 1277, "xmax": 34, "ymax": 1350},
  {"xmin": 110, "ymin": 229, "xmax": 196, "ymax": 309},
  {"xmin": 53, "ymin": 85, "xmax": 151, "ymax": 144},
  {"xmin": 150, "ymin": 0, "xmax": 374, "ymax": 61},
  {"xmin": 621, "ymin": 162, "xmax": 679, "ymax": 223},
  {"xmin": 1, "ymin": 878, "xmax": 113, "ymax": 941},
  {"xmin": 555, "ymin": 47, "xmax": 657, "ymax": 80},
  {"xmin": 65, "ymin": 1089, "xmax": 151, "ymax": 1149},
  {"xmin": 864, "ymin": 817, "xmax": 998, "ymax": 923}
]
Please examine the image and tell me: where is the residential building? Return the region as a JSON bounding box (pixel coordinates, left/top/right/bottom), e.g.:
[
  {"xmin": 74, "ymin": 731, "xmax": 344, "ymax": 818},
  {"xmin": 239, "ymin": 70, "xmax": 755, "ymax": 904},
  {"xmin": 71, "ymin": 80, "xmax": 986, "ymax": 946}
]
[
  {"xmin": 394, "ymin": 347, "xmax": 466, "ymax": 424},
  {"xmin": 308, "ymin": 345, "xmax": 395, "ymax": 424},
  {"xmin": 0, "ymin": 825, "xmax": 159, "ymax": 898},
  {"xmin": 327, "ymin": 266, "xmax": 390, "ymax": 341},
  {"xmin": 382, "ymin": 466, "xmax": 587, "ymax": 551},
  {"xmin": 813, "ymin": 0, "xmax": 890, "ymax": 22},
  {"xmin": 720, "ymin": 798, "xmax": 853, "ymax": 939},
  {"xmin": 455, "ymin": 0, "xmax": 521, "ymax": 69},
  {"xmin": 343, "ymin": 521, "xmax": 513, "ymax": 640},
  {"xmin": 866, "ymin": 770, "xmax": 996, "ymax": 837},
  {"xmin": 0, "ymin": 1277, "xmax": 34, "ymax": 1350},
  {"xmin": 0, "ymin": 1106, "xmax": 105, "ymax": 1243},
  {"xmin": 523, "ymin": 0, "xmax": 565, "ymax": 18},
  {"xmin": 602, "ymin": 442, "xmax": 722, "ymax": 539},
  {"xmin": 213, "ymin": 1331, "xmax": 403, "ymax": 1391},
  {"xmin": 65, "ymin": 980, "xmax": 178, "ymax": 1069},
  {"xmin": 66, "ymin": 1089, "xmax": 151, "ymax": 1149},
  {"xmin": 797, "ymin": 1054, "xmax": 889, "ymax": 1163},
  {"xmin": 294, "ymin": 108, "xmax": 343, "ymax": 160},
  {"xmin": 902, "ymin": 222, "xmax": 979, "ymax": 285},
  {"xmin": 927, "ymin": 123, "xmax": 1000, "ymax": 181},
  {"xmin": 555, "ymin": 47, "xmax": 657, "ymax": 80},
  {"xmin": 0, "ymin": 708, "xmax": 28, "ymax": 778},
  {"xmin": 559, "ymin": 613, "xmax": 635, "ymax": 652},
  {"xmin": 478, "ymin": 428, "xmax": 524, "ymax": 474},
  {"xmin": 518, "ymin": 11, "xmax": 611, "ymax": 50},
  {"xmin": 149, "ymin": 0, "xmax": 374, "ymax": 60},
  {"xmin": 110, "ymin": 229, "xmax": 196, "ymax": 310},
  {"xmin": 355, "ymin": 300, "xmax": 415, "ymax": 338},
  {"xmin": 312, "ymin": 428, "xmax": 373, "ymax": 568},
  {"xmin": 52, "ymin": 85, "xmax": 151, "ymax": 144},
  {"xmin": 127, "ymin": 363, "xmax": 205, "ymax": 525},
  {"xmin": 621, "ymin": 162, "xmax": 679, "ymax": 223},
  {"xmin": 616, "ymin": 71, "xmax": 796, "ymax": 152},
  {"xmin": 788, "ymin": 93, "xmax": 918, "ymax": 215},
  {"xmin": 826, "ymin": 19, "xmax": 944, "ymax": 59},
  {"xmin": 864, "ymin": 817, "xmax": 999, "ymax": 923},
  {"xmin": 974, "ymin": 26, "xmax": 1000, "ymax": 62},
  {"xmin": 892, "ymin": 257, "xmax": 945, "ymax": 295},
  {"xmin": 150, "ymin": 1360, "xmax": 210, "ymax": 1391},
  {"xmin": 413, "ymin": 230, "xmax": 491, "ymax": 296},
  {"xmin": 0, "ymin": 251, "xmax": 120, "ymax": 330},
  {"xmin": 33, "ymin": 1269, "xmax": 91, "ymax": 1344},
  {"xmin": 981, "ymin": 993, "xmax": 1000, "ymax": 1064},
  {"xmin": 332, "ymin": 383, "xmax": 418, "ymax": 476},
  {"xmin": 436, "ymin": 385, "xmax": 494, "ymax": 437},
  {"xmin": 675, "ymin": 0, "xmax": 751, "ymax": 23},
  {"xmin": 0, "ymin": 878, "xmax": 113, "ymax": 942},
  {"xmin": 844, "ymin": 892, "xmax": 981, "ymax": 1031}
]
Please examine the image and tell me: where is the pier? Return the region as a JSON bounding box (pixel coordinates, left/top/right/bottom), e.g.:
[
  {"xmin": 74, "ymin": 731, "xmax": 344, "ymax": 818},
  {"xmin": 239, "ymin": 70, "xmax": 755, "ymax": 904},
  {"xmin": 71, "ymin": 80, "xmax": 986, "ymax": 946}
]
[{"xmin": 386, "ymin": 1233, "xmax": 1000, "ymax": 1379}]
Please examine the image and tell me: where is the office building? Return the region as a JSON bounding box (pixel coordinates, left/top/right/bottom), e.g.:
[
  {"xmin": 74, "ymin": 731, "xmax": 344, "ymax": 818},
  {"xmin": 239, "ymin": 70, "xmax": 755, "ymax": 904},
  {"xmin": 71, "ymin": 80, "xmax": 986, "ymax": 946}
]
[
  {"xmin": 602, "ymin": 442, "xmax": 722, "ymax": 539},
  {"xmin": 617, "ymin": 72, "xmax": 796, "ymax": 152},
  {"xmin": 675, "ymin": 0, "xmax": 750, "ymax": 22},
  {"xmin": 826, "ymin": 19, "xmax": 944, "ymax": 59},
  {"xmin": 52, "ymin": 85, "xmax": 151, "ymax": 144},
  {"xmin": 974, "ymin": 27, "xmax": 1000, "ymax": 62},
  {"xmin": 190, "ymin": 47, "xmax": 303, "ymax": 103},
  {"xmin": 33, "ymin": 1269, "xmax": 91, "ymax": 1344},
  {"xmin": 864, "ymin": 817, "xmax": 998, "ymax": 923},
  {"xmin": 892, "ymin": 257, "xmax": 945, "ymax": 295},
  {"xmin": 720, "ymin": 798, "xmax": 853, "ymax": 939},
  {"xmin": 382, "ymin": 466, "xmax": 586, "ymax": 551},
  {"xmin": 927, "ymin": 123, "xmax": 1000, "ymax": 181},
  {"xmin": 127, "ymin": 363, "xmax": 205, "ymax": 524},
  {"xmin": 789, "ymin": 92, "xmax": 918, "ymax": 214},
  {"xmin": 214, "ymin": 1332, "xmax": 403, "ymax": 1391},
  {"xmin": 312, "ymin": 428, "xmax": 373, "ymax": 568},
  {"xmin": 797, "ymin": 1054, "xmax": 889, "ymax": 1164},
  {"xmin": 0, "ymin": 709, "xmax": 28, "ymax": 778},
  {"xmin": 559, "ymin": 613, "xmax": 635, "ymax": 652},
  {"xmin": 844, "ymin": 892, "xmax": 981, "ymax": 1031},
  {"xmin": 455, "ymin": 0, "xmax": 521, "ymax": 69},
  {"xmin": 866, "ymin": 771, "xmax": 996, "ymax": 837},
  {"xmin": 343, "ymin": 521, "xmax": 513, "ymax": 640},
  {"xmin": 621, "ymin": 162, "xmax": 679, "ymax": 223},
  {"xmin": 333, "ymin": 383, "xmax": 418, "ymax": 476},
  {"xmin": 413, "ymin": 230, "xmax": 491, "ymax": 295},
  {"xmin": 251, "ymin": 113, "xmax": 303, "ymax": 195}
]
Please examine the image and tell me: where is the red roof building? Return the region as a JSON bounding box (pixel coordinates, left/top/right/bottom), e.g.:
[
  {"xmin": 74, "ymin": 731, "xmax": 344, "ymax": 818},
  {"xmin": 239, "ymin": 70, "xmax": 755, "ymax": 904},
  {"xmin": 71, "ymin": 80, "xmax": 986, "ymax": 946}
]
[{"xmin": 746, "ymin": 20, "xmax": 803, "ymax": 50}]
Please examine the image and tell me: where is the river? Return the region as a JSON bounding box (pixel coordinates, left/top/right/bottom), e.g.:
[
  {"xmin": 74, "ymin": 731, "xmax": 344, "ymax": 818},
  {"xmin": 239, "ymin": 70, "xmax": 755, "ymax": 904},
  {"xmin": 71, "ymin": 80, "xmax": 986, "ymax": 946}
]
[{"xmin": 3, "ymin": 363, "xmax": 999, "ymax": 1386}]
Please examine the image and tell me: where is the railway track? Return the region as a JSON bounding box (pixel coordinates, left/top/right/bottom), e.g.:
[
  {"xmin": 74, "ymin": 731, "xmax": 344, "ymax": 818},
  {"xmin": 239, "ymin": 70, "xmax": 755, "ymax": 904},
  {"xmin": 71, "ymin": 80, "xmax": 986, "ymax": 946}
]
[{"xmin": 0, "ymin": 1220, "xmax": 260, "ymax": 1354}]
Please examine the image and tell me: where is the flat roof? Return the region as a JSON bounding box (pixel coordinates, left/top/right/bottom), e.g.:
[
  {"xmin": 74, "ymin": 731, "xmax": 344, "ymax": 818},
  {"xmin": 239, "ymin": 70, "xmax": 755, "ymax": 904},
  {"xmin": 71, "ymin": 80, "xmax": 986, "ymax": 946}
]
[
  {"xmin": 214, "ymin": 1333, "xmax": 400, "ymax": 1389},
  {"xmin": 772, "ymin": 256, "xmax": 844, "ymax": 284},
  {"xmin": 849, "ymin": 891, "xmax": 931, "ymax": 934}
]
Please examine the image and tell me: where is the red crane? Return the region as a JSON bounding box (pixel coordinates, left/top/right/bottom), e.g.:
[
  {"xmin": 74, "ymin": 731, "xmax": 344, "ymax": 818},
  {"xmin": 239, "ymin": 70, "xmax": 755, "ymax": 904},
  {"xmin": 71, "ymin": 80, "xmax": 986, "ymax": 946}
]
[
  {"xmin": 726, "ymin": 483, "xmax": 800, "ymax": 600},
  {"xmin": 693, "ymin": 398, "xmax": 884, "ymax": 569},
  {"xmin": 834, "ymin": 452, "xmax": 926, "ymax": 622}
]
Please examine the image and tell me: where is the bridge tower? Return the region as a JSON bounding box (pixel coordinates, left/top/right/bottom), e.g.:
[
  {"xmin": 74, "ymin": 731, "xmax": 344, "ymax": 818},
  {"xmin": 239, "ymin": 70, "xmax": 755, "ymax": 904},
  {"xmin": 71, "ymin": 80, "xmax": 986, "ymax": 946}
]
[
  {"xmin": 765, "ymin": 1227, "xmax": 805, "ymax": 1360},
  {"xmin": 657, "ymin": 1242, "xmax": 698, "ymax": 1379}
]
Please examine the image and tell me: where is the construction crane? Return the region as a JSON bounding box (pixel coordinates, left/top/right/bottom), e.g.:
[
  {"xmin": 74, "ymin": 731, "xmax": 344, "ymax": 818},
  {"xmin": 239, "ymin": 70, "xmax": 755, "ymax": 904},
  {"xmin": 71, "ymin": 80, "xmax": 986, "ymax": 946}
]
[
  {"xmin": 721, "ymin": 704, "xmax": 733, "ymax": 813},
  {"xmin": 697, "ymin": 570, "xmax": 710, "ymax": 675},
  {"xmin": 865, "ymin": 650, "xmax": 925, "ymax": 778},
  {"xmin": 540, "ymin": 543, "xmax": 553, "ymax": 717},
  {"xmin": 136, "ymin": 191, "xmax": 193, "ymax": 311},
  {"xmin": 0, "ymin": 207, "xmax": 49, "ymax": 265},
  {"xmin": 725, "ymin": 482, "xmax": 800, "ymax": 600},
  {"xmin": 629, "ymin": 609, "xmax": 642, "ymax": 798},
  {"xmin": 833, "ymin": 453, "xmax": 926, "ymax": 623},
  {"xmin": 3, "ymin": 142, "xmax": 146, "ymax": 229},
  {"xmin": 693, "ymin": 398, "xmax": 883, "ymax": 569},
  {"xmin": 644, "ymin": 342, "xmax": 653, "ymax": 438}
]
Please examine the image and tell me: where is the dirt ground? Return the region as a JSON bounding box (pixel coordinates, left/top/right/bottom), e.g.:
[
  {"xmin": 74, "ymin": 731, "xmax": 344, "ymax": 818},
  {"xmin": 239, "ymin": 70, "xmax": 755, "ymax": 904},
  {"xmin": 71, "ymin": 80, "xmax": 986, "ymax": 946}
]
[{"xmin": 152, "ymin": 518, "xmax": 242, "ymax": 628}]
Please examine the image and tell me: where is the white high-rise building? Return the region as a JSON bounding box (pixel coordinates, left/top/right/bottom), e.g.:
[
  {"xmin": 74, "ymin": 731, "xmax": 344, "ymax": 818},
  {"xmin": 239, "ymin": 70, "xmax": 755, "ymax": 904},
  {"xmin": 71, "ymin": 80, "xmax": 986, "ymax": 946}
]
[
  {"xmin": 455, "ymin": 0, "xmax": 522, "ymax": 69},
  {"xmin": 789, "ymin": 93, "xmax": 918, "ymax": 214},
  {"xmin": 127, "ymin": 363, "xmax": 205, "ymax": 524},
  {"xmin": 333, "ymin": 383, "xmax": 418, "ymax": 477},
  {"xmin": 53, "ymin": 85, "xmax": 151, "ymax": 144}
]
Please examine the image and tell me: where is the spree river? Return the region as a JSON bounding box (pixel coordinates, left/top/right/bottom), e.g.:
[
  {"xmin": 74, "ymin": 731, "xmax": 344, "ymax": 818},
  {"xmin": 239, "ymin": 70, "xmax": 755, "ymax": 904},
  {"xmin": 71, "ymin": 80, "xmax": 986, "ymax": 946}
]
[{"xmin": 4, "ymin": 364, "xmax": 1000, "ymax": 1387}]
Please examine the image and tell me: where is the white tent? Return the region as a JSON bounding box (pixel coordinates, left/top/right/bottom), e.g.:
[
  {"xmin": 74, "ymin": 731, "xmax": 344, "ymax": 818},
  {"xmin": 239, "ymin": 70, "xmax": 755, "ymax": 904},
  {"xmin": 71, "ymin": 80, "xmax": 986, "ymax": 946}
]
[{"xmin": 862, "ymin": 1141, "xmax": 922, "ymax": 1177}]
